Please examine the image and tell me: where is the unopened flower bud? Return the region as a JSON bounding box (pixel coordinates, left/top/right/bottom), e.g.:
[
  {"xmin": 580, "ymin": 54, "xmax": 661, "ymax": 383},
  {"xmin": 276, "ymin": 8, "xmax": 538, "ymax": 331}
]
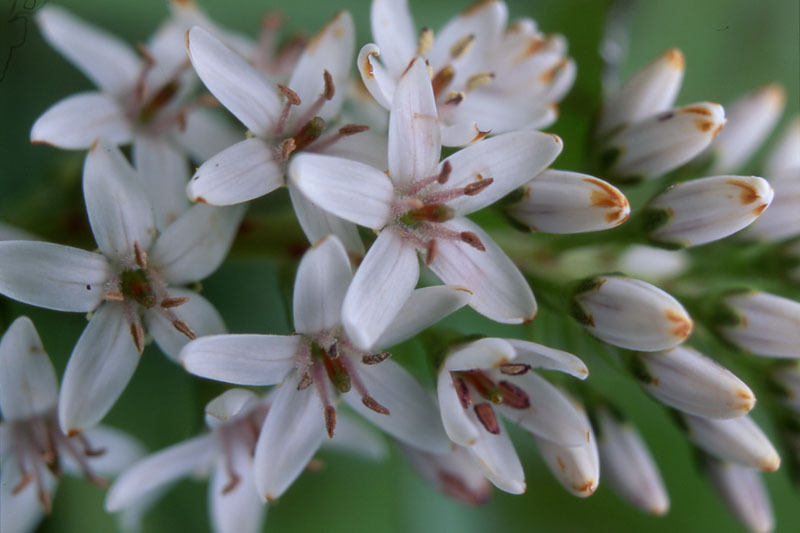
[
  {"xmin": 644, "ymin": 175, "xmax": 773, "ymax": 247},
  {"xmin": 769, "ymin": 362, "xmax": 800, "ymax": 413},
  {"xmin": 507, "ymin": 170, "xmax": 630, "ymax": 234},
  {"xmin": 617, "ymin": 245, "xmax": 689, "ymax": 282},
  {"xmin": 571, "ymin": 275, "xmax": 693, "ymax": 351},
  {"xmin": 684, "ymin": 414, "xmax": 780, "ymax": 471},
  {"xmin": 602, "ymin": 102, "xmax": 726, "ymax": 182},
  {"xmin": 745, "ymin": 170, "xmax": 800, "ymax": 241},
  {"xmin": 765, "ymin": 116, "xmax": 800, "ymax": 176},
  {"xmin": 633, "ymin": 346, "xmax": 755, "ymax": 418},
  {"xmin": 715, "ymin": 291, "xmax": 800, "ymax": 358},
  {"xmin": 703, "ymin": 460, "xmax": 775, "ymax": 533}
]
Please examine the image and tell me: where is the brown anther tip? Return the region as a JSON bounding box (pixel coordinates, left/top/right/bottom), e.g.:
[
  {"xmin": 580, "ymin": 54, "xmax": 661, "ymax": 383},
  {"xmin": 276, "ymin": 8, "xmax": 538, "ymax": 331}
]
[
  {"xmin": 362, "ymin": 351, "xmax": 392, "ymax": 365},
  {"xmin": 102, "ymin": 290, "xmax": 124, "ymax": 302},
  {"xmin": 161, "ymin": 296, "xmax": 190, "ymax": 308},
  {"xmin": 324, "ymin": 405, "xmax": 337, "ymax": 437},
  {"xmin": 473, "ymin": 403, "xmax": 500, "ymax": 434},
  {"xmin": 173, "ymin": 320, "xmax": 196, "ymax": 340},
  {"xmin": 450, "ymin": 33, "xmax": 476, "ymax": 60},
  {"xmin": 133, "ymin": 241, "xmax": 148, "ymax": 269},
  {"xmin": 444, "ymin": 91, "xmax": 464, "ymax": 106},
  {"xmin": 11, "ymin": 472, "xmax": 33, "ymax": 494},
  {"xmin": 499, "ymin": 363, "xmax": 530, "ymax": 376},
  {"xmin": 338, "ymin": 124, "xmax": 370, "ymax": 136},
  {"xmin": 362, "ymin": 395, "xmax": 390, "ymax": 415},
  {"xmin": 498, "ymin": 380, "xmax": 530, "ymax": 409},
  {"xmin": 136, "ymin": 43, "xmax": 156, "ymax": 66},
  {"xmin": 280, "ymin": 138, "xmax": 297, "ymax": 160},
  {"xmin": 464, "ymin": 177, "xmax": 493, "ymax": 196},
  {"xmin": 438, "ymin": 161, "xmax": 453, "ymax": 184},
  {"xmin": 460, "ymin": 231, "xmax": 486, "ymax": 251},
  {"xmin": 322, "ymin": 69, "xmax": 335, "ymax": 100},
  {"xmin": 278, "ymin": 84, "xmax": 301, "ymax": 105},
  {"xmin": 130, "ymin": 323, "xmax": 145, "ymax": 353},
  {"xmin": 297, "ymin": 371, "xmax": 313, "ymax": 390},
  {"xmin": 221, "ymin": 472, "xmax": 241, "ymax": 494},
  {"xmin": 425, "ymin": 239, "xmax": 438, "ymax": 266}
]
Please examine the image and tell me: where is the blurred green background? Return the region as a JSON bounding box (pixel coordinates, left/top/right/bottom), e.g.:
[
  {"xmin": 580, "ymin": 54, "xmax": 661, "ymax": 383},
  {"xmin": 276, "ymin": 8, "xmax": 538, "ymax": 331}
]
[{"xmin": 1, "ymin": 0, "xmax": 798, "ymax": 532}]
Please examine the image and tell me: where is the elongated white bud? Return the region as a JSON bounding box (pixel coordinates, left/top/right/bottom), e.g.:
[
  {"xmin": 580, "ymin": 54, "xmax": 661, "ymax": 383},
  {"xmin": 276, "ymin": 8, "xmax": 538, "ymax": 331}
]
[
  {"xmin": 617, "ymin": 245, "xmax": 689, "ymax": 282},
  {"xmin": 710, "ymin": 84, "xmax": 786, "ymax": 173},
  {"xmin": 715, "ymin": 291, "xmax": 800, "ymax": 358},
  {"xmin": 602, "ymin": 102, "xmax": 726, "ymax": 182},
  {"xmin": 769, "ymin": 362, "xmax": 800, "ymax": 412},
  {"xmin": 745, "ymin": 170, "xmax": 800, "ymax": 240},
  {"xmin": 765, "ymin": 116, "xmax": 800, "ymax": 176},
  {"xmin": 704, "ymin": 460, "xmax": 775, "ymax": 533},
  {"xmin": 535, "ymin": 404, "xmax": 598, "ymax": 498},
  {"xmin": 508, "ymin": 170, "xmax": 630, "ymax": 233},
  {"xmin": 598, "ymin": 48, "xmax": 685, "ymax": 136},
  {"xmin": 571, "ymin": 275, "xmax": 693, "ymax": 351},
  {"xmin": 633, "ymin": 346, "xmax": 755, "ymax": 418},
  {"xmin": 684, "ymin": 414, "xmax": 780, "ymax": 471},
  {"xmin": 399, "ymin": 443, "xmax": 492, "ymax": 505},
  {"xmin": 645, "ymin": 175, "xmax": 773, "ymax": 247},
  {"xmin": 595, "ymin": 408, "xmax": 669, "ymax": 515}
]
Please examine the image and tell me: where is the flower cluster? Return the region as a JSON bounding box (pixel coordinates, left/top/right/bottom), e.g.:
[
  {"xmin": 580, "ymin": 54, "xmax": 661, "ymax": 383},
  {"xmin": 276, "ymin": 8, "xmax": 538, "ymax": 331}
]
[{"xmin": 0, "ymin": 1, "xmax": 798, "ymax": 532}]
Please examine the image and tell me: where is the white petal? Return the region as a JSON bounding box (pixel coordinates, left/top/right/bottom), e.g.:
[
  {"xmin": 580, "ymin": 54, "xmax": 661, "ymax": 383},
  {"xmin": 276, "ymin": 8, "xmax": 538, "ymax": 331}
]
[
  {"xmin": 504, "ymin": 339, "xmax": 589, "ymax": 379},
  {"xmin": 321, "ymin": 124, "xmax": 389, "ymax": 170},
  {"xmin": 596, "ymin": 409, "xmax": 669, "ymax": 515},
  {"xmin": 685, "ymin": 415, "xmax": 780, "ymax": 471},
  {"xmin": 443, "ymin": 94, "xmax": 557, "ymax": 142},
  {"xmin": 444, "ymin": 131, "xmax": 563, "ymax": 216},
  {"xmin": 535, "ymin": 410, "xmax": 599, "ymax": 497},
  {"xmin": 36, "ymin": 6, "xmax": 140, "ymax": 97},
  {"xmin": 572, "ymin": 276, "xmax": 693, "ymax": 351},
  {"xmin": 0, "ymin": 316, "xmax": 58, "ymax": 420},
  {"xmin": 718, "ymin": 291, "xmax": 800, "ymax": 358},
  {"xmin": 343, "ymin": 359, "xmax": 450, "ymax": 454},
  {"xmin": 180, "ymin": 334, "xmax": 301, "ymax": 386},
  {"xmin": 253, "ymin": 376, "xmax": 326, "ymax": 501},
  {"xmin": 209, "ymin": 438, "xmax": 266, "ymax": 533},
  {"xmin": 342, "ymin": 229, "xmax": 419, "ymax": 350},
  {"xmin": 509, "ymin": 170, "xmax": 630, "ymax": 233},
  {"xmin": 745, "ymin": 172, "xmax": 800, "ymax": 240},
  {"xmin": 69, "ymin": 425, "xmax": 145, "ymax": 477},
  {"xmin": 705, "ymin": 462, "xmax": 774, "ymax": 533},
  {"xmin": 0, "ymin": 456, "xmax": 52, "ymax": 533},
  {"xmin": 429, "ymin": 218, "xmax": 536, "ymax": 324},
  {"xmin": 30, "ymin": 92, "xmax": 133, "ymax": 149},
  {"xmin": 105, "ymin": 433, "xmax": 217, "ymax": 511},
  {"xmin": 437, "ymin": 367, "xmax": 480, "ymax": 446},
  {"xmin": 469, "ymin": 417, "xmax": 526, "ymax": 495},
  {"xmin": 292, "ymin": 235, "xmax": 352, "ymax": 336},
  {"xmin": 357, "ymin": 44, "xmax": 396, "ymax": 109},
  {"xmin": 187, "ymin": 138, "xmax": 283, "ymax": 205},
  {"xmin": 173, "ymin": 108, "xmax": 245, "ymax": 163},
  {"xmin": 765, "ymin": 116, "xmax": 800, "ymax": 176},
  {"xmin": 374, "ymin": 285, "xmax": 471, "ymax": 349},
  {"xmin": 322, "ymin": 411, "xmax": 388, "ymax": 461},
  {"xmin": 287, "ymin": 183, "xmax": 365, "ymax": 257},
  {"xmin": 388, "ymin": 58, "xmax": 441, "ymax": 188},
  {"xmin": 598, "ymin": 48, "xmax": 685, "ymax": 135},
  {"xmin": 444, "ymin": 337, "xmax": 517, "ymax": 372},
  {"xmin": 187, "ymin": 26, "xmax": 279, "ymax": 137},
  {"xmin": 438, "ymin": 120, "xmax": 488, "ymax": 147},
  {"xmin": 495, "ymin": 371, "xmax": 589, "ymax": 447},
  {"xmin": 145, "ymin": 290, "xmax": 226, "ymax": 361},
  {"xmin": 286, "ymin": 12, "xmax": 354, "ymax": 126},
  {"xmin": 399, "ymin": 444, "xmax": 491, "ymax": 504},
  {"xmin": 0, "ymin": 241, "xmax": 110, "ymax": 312},
  {"xmin": 370, "ymin": 0, "xmax": 417, "ymax": 77},
  {"xmin": 132, "ymin": 136, "xmax": 190, "ymax": 230},
  {"xmin": 204, "ymin": 388, "xmax": 261, "ymax": 429},
  {"xmin": 84, "ymin": 141, "xmax": 156, "ymax": 262},
  {"xmin": 617, "ymin": 245, "xmax": 689, "ymax": 282},
  {"xmin": 150, "ymin": 204, "xmax": 245, "ymax": 285},
  {"xmin": 58, "ymin": 303, "xmax": 141, "ymax": 434},
  {"xmin": 289, "ymin": 153, "xmax": 394, "ymax": 229},
  {"xmin": 635, "ymin": 346, "xmax": 755, "ymax": 418},
  {"xmin": 647, "ymin": 175, "xmax": 773, "ymax": 247}
]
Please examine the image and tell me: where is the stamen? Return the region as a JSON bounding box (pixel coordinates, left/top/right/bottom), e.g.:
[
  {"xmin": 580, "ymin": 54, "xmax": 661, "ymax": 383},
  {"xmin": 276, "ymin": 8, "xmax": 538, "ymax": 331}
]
[
  {"xmin": 102, "ymin": 290, "xmax": 124, "ymax": 301},
  {"xmin": 297, "ymin": 371, "xmax": 313, "ymax": 390},
  {"xmin": 466, "ymin": 72, "xmax": 494, "ymax": 92},
  {"xmin": 454, "ymin": 376, "xmax": 471, "ymax": 409},
  {"xmin": 305, "ymin": 124, "xmax": 370, "ymax": 154},
  {"xmin": 312, "ymin": 363, "xmax": 336, "ymax": 437},
  {"xmin": 362, "ymin": 395, "xmax": 390, "ymax": 415},
  {"xmin": 133, "ymin": 241, "xmax": 148, "ymax": 269},
  {"xmin": 322, "ymin": 70, "xmax": 335, "ymax": 100},
  {"xmin": 437, "ymin": 161, "xmax": 453, "ymax": 184},
  {"xmin": 406, "ymin": 161, "xmax": 453, "ymax": 195},
  {"xmin": 464, "ymin": 177, "xmax": 493, "ymax": 195},
  {"xmin": 76, "ymin": 434, "xmax": 106, "ymax": 457},
  {"xmin": 130, "ymin": 321, "xmax": 145, "ymax": 353},
  {"xmin": 221, "ymin": 471, "xmax": 241, "ymax": 494},
  {"xmin": 425, "ymin": 239, "xmax": 438, "ymax": 266},
  {"xmin": 460, "ymin": 232, "xmax": 485, "ymax": 251},
  {"xmin": 291, "ymin": 71, "xmax": 337, "ymax": 130},
  {"xmin": 11, "ymin": 471, "xmax": 33, "ymax": 494},
  {"xmin": 473, "ymin": 403, "xmax": 500, "ymax": 434},
  {"xmin": 459, "ymin": 371, "xmax": 501, "ymax": 403},
  {"xmin": 160, "ymin": 296, "xmax": 189, "ymax": 308},
  {"xmin": 499, "ymin": 363, "xmax": 531, "ymax": 376},
  {"xmin": 172, "ymin": 320, "xmax": 196, "ymax": 340},
  {"xmin": 432, "ymin": 66, "xmax": 455, "ymax": 98},
  {"xmin": 280, "ymin": 138, "xmax": 296, "ymax": 160},
  {"xmin": 54, "ymin": 430, "xmax": 107, "ymax": 488},
  {"xmin": 220, "ymin": 430, "xmax": 240, "ymax": 494},
  {"xmin": 324, "ymin": 405, "xmax": 337, "ymax": 438},
  {"xmin": 133, "ymin": 43, "xmax": 156, "ymax": 106},
  {"xmin": 450, "ymin": 34, "xmax": 475, "ymax": 60},
  {"xmin": 278, "ymin": 84, "xmax": 301, "ymax": 106},
  {"xmin": 498, "ymin": 381, "xmax": 530, "ymax": 409},
  {"xmin": 291, "ymin": 116, "xmax": 327, "ymax": 152},
  {"xmin": 274, "ymin": 84, "xmax": 301, "ymax": 137},
  {"xmin": 444, "ymin": 91, "xmax": 465, "ymax": 106},
  {"xmin": 417, "ymin": 27, "xmax": 434, "ymax": 55},
  {"xmin": 362, "ymin": 351, "xmax": 391, "ymax": 365}
]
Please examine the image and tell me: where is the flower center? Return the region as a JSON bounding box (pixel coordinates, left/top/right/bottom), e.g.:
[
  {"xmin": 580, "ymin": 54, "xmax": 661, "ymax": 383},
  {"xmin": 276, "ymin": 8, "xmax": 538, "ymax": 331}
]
[{"xmin": 451, "ymin": 369, "xmax": 531, "ymax": 435}]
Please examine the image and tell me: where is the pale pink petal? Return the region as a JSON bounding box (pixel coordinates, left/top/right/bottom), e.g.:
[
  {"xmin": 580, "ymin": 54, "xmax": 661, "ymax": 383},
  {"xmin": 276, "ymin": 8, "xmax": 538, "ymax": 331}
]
[
  {"xmin": 83, "ymin": 141, "xmax": 156, "ymax": 262},
  {"xmin": 469, "ymin": 417, "xmax": 526, "ymax": 494},
  {"xmin": 287, "ymin": 184, "xmax": 365, "ymax": 257},
  {"xmin": 429, "ymin": 218, "xmax": 536, "ymax": 324},
  {"xmin": 504, "ymin": 339, "xmax": 589, "ymax": 379},
  {"xmin": 370, "ymin": 0, "xmax": 417, "ymax": 77},
  {"xmin": 388, "ymin": 58, "xmax": 441, "ymax": 188},
  {"xmin": 132, "ymin": 136, "xmax": 191, "ymax": 230},
  {"xmin": 30, "ymin": 92, "xmax": 133, "ymax": 149},
  {"xmin": 209, "ymin": 438, "xmax": 266, "ymax": 533},
  {"xmin": 187, "ymin": 138, "xmax": 283, "ymax": 205},
  {"xmin": 58, "ymin": 303, "xmax": 141, "ymax": 434},
  {"xmin": 204, "ymin": 389, "xmax": 261, "ymax": 429},
  {"xmin": 0, "ymin": 241, "xmax": 110, "ymax": 312},
  {"xmin": 293, "ymin": 235, "xmax": 353, "ymax": 336},
  {"xmin": 173, "ymin": 108, "xmax": 245, "ymax": 163},
  {"xmin": 145, "ymin": 290, "xmax": 226, "ymax": 361},
  {"xmin": 357, "ymin": 44, "xmax": 396, "ymax": 109},
  {"xmin": 443, "ymin": 337, "xmax": 517, "ymax": 372},
  {"xmin": 342, "ymin": 229, "xmax": 420, "ymax": 350},
  {"xmin": 289, "ymin": 153, "xmax": 394, "ymax": 229},
  {"xmin": 187, "ymin": 26, "xmax": 279, "ymax": 137}
]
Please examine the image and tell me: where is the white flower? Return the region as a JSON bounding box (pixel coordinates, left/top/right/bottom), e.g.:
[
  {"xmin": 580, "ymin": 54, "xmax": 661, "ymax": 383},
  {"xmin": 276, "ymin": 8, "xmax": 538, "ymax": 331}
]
[
  {"xmin": 506, "ymin": 169, "xmax": 630, "ymax": 234},
  {"xmin": 715, "ymin": 291, "xmax": 800, "ymax": 358},
  {"xmin": 570, "ymin": 275, "xmax": 693, "ymax": 351},
  {"xmin": 0, "ymin": 142, "xmax": 243, "ymax": 433},
  {"xmin": 0, "ymin": 317, "xmax": 143, "ymax": 533},
  {"xmin": 292, "ymin": 58, "xmax": 562, "ymax": 348},
  {"xmin": 644, "ymin": 175, "xmax": 773, "ymax": 247},
  {"xmin": 633, "ymin": 346, "xmax": 755, "ymax": 419},
  {"xmin": 683, "ymin": 414, "xmax": 780, "ymax": 472},
  {"xmin": 399, "ymin": 443, "xmax": 492, "ymax": 505},
  {"xmin": 359, "ymin": 0, "xmax": 575, "ymax": 146},
  {"xmin": 180, "ymin": 235, "xmax": 467, "ymax": 501},
  {"xmin": 770, "ymin": 362, "xmax": 800, "ymax": 413},
  {"xmin": 704, "ymin": 460, "xmax": 775, "ymax": 533},
  {"xmin": 436, "ymin": 337, "xmax": 590, "ymax": 494}
]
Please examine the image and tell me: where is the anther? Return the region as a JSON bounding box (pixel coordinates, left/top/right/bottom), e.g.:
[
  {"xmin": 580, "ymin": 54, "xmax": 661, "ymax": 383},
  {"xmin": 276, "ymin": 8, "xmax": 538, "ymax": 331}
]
[
  {"xmin": 324, "ymin": 405, "xmax": 337, "ymax": 438},
  {"xmin": 322, "ymin": 70, "xmax": 335, "ymax": 100},
  {"xmin": 498, "ymin": 381, "xmax": 530, "ymax": 409},
  {"xmin": 425, "ymin": 239, "xmax": 438, "ymax": 266},
  {"xmin": 450, "ymin": 34, "xmax": 475, "ymax": 60},
  {"xmin": 297, "ymin": 371, "xmax": 313, "ymax": 390},
  {"xmin": 133, "ymin": 241, "xmax": 148, "ymax": 269},
  {"xmin": 338, "ymin": 124, "xmax": 370, "ymax": 136},
  {"xmin": 473, "ymin": 403, "xmax": 500, "ymax": 434},
  {"xmin": 172, "ymin": 320, "xmax": 196, "ymax": 340},
  {"xmin": 432, "ymin": 66, "xmax": 455, "ymax": 98},
  {"xmin": 102, "ymin": 290, "xmax": 124, "ymax": 301},
  {"xmin": 362, "ymin": 394, "xmax": 390, "ymax": 415},
  {"xmin": 76, "ymin": 434, "xmax": 106, "ymax": 457},
  {"xmin": 460, "ymin": 231, "xmax": 486, "ymax": 251},
  {"xmin": 362, "ymin": 351, "xmax": 391, "ymax": 365},
  {"xmin": 221, "ymin": 472, "xmax": 241, "ymax": 494},
  {"xmin": 130, "ymin": 322, "xmax": 145, "ymax": 353},
  {"xmin": 444, "ymin": 91, "xmax": 465, "ymax": 106},
  {"xmin": 417, "ymin": 27, "xmax": 434, "ymax": 55},
  {"xmin": 499, "ymin": 363, "xmax": 530, "ymax": 376},
  {"xmin": 280, "ymin": 138, "xmax": 296, "ymax": 160},
  {"xmin": 454, "ymin": 376, "xmax": 471, "ymax": 409},
  {"xmin": 11, "ymin": 471, "xmax": 33, "ymax": 494},
  {"xmin": 278, "ymin": 84, "xmax": 301, "ymax": 105},
  {"xmin": 438, "ymin": 161, "xmax": 452, "ymax": 184},
  {"xmin": 464, "ymin": 177, "xmax": 493, "ymax": 196},
  {"xmin": 160, "ymin": 296, "xmax": 189, "ymax": 308},
  {"xmin": 466, "ymin": 72, "xmax": 494, "ymax": 92}
]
